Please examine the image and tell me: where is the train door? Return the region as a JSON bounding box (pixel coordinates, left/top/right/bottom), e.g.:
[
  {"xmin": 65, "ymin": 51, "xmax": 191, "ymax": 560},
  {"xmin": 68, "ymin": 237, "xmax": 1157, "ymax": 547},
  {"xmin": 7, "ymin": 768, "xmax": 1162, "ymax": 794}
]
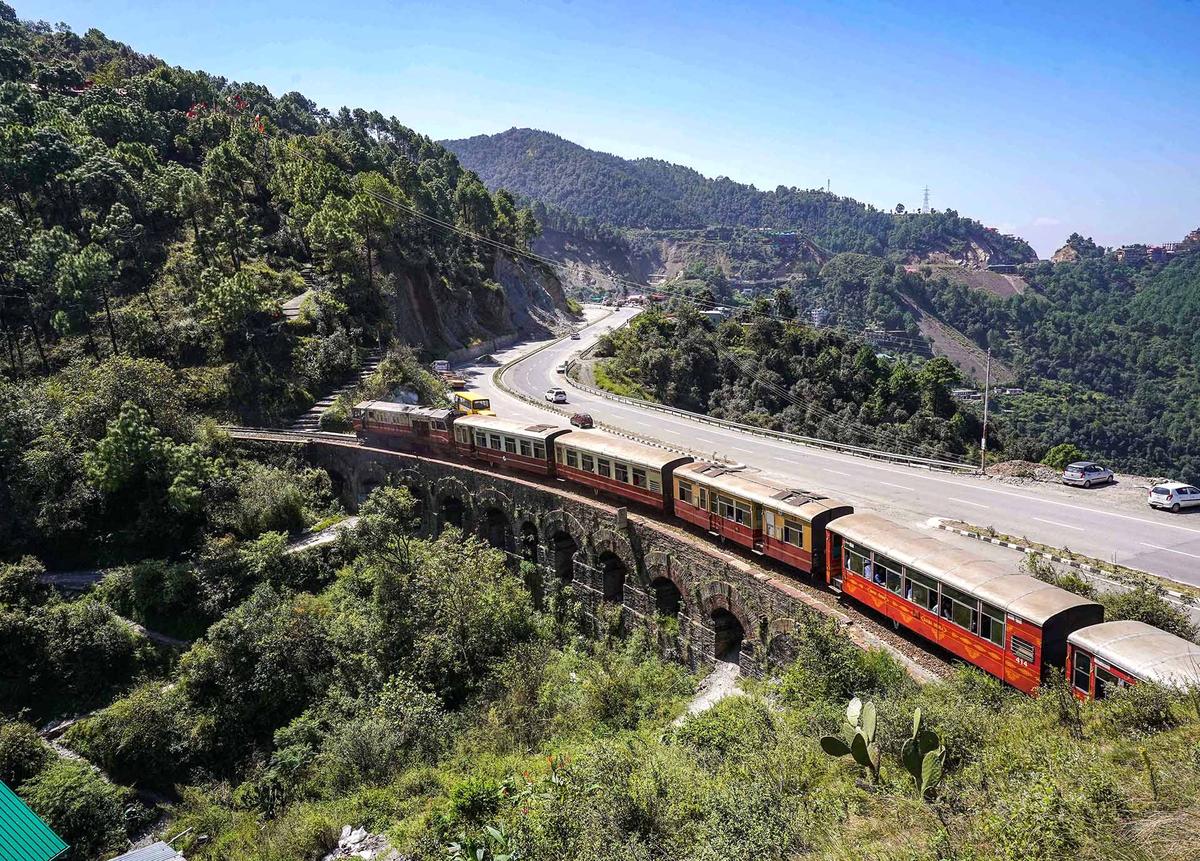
[{"xmin": 827, "ymin": 533, "xmax": 844, "ymax": 591}]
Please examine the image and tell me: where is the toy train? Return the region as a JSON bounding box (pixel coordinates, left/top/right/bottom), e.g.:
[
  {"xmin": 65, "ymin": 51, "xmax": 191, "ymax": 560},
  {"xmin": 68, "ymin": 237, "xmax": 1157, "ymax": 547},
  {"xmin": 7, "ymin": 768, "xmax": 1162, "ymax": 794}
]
[{"xmin": 351, "ymin": 400, "xmax": 1200, "ymax": 699}]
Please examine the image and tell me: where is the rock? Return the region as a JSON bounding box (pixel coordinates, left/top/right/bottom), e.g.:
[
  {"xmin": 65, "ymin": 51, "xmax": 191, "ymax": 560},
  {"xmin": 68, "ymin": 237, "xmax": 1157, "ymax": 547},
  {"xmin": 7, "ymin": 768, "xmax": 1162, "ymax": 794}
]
[
  {"xmin": 348, "ymin": 827, "xmax": 368, "ymax": 846},
  {"xmin": 341, "ymin": 826, "xmax": 352, "ymax": 841}
]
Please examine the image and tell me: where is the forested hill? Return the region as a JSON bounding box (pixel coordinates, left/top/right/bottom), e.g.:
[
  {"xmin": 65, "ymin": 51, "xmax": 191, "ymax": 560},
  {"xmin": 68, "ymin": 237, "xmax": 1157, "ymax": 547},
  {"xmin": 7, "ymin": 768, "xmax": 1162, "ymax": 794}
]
[
  {"xmin": 0, "ymin": 8, "xmax": 569, "ymax": 423},
  {"xmin": 443, "ymin": 127, "xmax": 1037, "ymax": 264}
]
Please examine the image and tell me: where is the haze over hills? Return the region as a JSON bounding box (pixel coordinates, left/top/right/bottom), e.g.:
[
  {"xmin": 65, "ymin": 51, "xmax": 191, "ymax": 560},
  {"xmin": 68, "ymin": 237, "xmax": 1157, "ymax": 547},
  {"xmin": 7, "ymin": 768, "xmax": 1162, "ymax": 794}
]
[{"xmin": 443, "ymin": 127, "xmax": 1037, "ymax": 266}]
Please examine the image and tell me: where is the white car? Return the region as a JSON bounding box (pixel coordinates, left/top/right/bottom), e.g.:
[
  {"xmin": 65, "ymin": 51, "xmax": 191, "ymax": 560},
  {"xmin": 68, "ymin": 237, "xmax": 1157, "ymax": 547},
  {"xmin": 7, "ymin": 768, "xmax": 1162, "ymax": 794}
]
[
  {"xmin": 555, "ymin": 362, "xmax": 568, "ymax": 374},
  {"xmin": 1148, "ymin": 482, "xmax": 1200, "ymax": 512},
  {"xmin": 545, "ymin": 387, "xmax": 567, "ymax": 404},
  {"xmin": 1061, "ymin": 461, "xmax": 1114, "ymax": 488}
]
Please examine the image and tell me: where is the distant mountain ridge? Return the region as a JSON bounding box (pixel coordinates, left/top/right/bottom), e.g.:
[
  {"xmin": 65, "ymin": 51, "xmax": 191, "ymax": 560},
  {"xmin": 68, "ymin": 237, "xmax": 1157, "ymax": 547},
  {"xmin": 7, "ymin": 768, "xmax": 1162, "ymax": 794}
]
[{"xmin": 443, "ymin": 128, "xmax": 1037, "ymax": 266}]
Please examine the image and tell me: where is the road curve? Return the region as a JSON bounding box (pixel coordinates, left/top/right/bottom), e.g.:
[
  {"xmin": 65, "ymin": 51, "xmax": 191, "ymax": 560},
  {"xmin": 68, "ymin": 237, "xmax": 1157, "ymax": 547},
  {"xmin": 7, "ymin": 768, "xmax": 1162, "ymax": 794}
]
[{"xmin": 459, "ymin": 307, "xmax": 1200, "ymax": 590}]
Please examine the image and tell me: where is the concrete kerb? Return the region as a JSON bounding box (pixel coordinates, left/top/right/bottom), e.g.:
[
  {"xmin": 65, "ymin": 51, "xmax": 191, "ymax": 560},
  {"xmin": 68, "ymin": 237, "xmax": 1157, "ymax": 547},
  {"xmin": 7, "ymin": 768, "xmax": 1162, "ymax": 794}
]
[{"xmin": 932, "ymin": 517, "xmax": 1194, "ymax": 607}]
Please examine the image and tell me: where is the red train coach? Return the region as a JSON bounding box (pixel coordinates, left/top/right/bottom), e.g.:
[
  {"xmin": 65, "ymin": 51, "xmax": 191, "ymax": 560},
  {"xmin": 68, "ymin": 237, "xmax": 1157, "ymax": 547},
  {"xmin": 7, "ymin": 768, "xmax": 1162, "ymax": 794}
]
[
  {"xmin": 451, "ymin": 415, "xmax": 569, "ymax": 476},
  {"xmin": 352, "ymin": 401, "xmax": 455, "ymax": 450},
  {"xmin": 1067, "ymin": 620, "xmax": 1200, "ymax": 700},
  {"xmin": 553, "ymin": 430, "xmax": 693, "ymax": 512},
  {"xmin": 672, "ymin": 462, "xmax": 852, "ymax": 576},
  {"xmin": 826, "ymin": 513, "xmax": 1103, "ymax": 694}
]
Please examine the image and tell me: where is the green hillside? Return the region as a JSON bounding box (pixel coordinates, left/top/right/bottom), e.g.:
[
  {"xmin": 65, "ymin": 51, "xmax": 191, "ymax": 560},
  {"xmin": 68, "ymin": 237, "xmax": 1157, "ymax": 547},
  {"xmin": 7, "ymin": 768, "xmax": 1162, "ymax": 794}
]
[{"xmin": 443, "ymin": 127, "xmax": 1037, "ymax": 263}]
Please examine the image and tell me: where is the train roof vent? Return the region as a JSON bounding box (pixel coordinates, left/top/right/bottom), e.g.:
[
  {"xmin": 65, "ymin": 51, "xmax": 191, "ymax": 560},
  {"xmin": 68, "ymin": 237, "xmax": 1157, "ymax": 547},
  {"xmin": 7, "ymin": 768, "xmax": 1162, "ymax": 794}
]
[
  {"xmin": 525, "ymin": 423, "xmax": 558, "ymax": 432},
  {"xmin": 771, "ymin": 489, "xmax": 827, "ymax": 506},
  {"xmin": 696, "ymin": 463, "xmax": 742, "ymax": 476}
]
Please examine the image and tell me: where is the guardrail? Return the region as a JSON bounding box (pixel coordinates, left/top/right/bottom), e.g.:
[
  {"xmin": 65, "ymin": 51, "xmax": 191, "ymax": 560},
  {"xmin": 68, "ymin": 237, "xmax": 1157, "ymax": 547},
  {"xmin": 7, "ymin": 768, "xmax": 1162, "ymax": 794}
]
[{"xmin": 547, "ymin": 312, "xmax": 979, "ymax": 474}]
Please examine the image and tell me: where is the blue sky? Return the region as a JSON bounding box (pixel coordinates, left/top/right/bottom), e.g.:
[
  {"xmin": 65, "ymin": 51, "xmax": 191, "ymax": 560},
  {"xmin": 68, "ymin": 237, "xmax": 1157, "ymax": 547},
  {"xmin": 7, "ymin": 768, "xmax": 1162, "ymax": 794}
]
[{"xmin": 17, "ymin": 0, "xmax": 1200, "ymax": 256}]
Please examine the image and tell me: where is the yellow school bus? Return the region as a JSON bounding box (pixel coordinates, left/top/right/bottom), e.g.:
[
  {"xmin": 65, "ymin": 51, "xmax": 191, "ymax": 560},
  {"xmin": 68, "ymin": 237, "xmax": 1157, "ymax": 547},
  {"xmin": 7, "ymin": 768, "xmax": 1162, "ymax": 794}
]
[{"xmin": 453, "ymin": 391, "xmax": 495, "ymax": 416}]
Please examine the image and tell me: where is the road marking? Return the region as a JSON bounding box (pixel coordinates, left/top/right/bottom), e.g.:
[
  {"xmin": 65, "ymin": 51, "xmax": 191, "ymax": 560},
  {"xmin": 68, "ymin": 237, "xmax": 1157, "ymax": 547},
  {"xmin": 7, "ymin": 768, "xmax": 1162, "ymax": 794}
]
[
  {"xmin": 824, "ymin": 468, "xmax": 851, "ymax": 477},
  {"xmin": 880, "ymin": 481, "xmax": 914, "ymax": 491},
  {"xmin": 949, "ymin": 497, "xmax": 989, "ymax": 509},
  {"xmin": 1033, "ymin": 517, "xmax": 1084, "ymax": 531},
  {"xmin": 731, "ymin": 447, "xmax": 754, "ymax": 454},
  {"xmin": 1139, "ymin": 542, "xmax": 1200, "ymax": 561}
]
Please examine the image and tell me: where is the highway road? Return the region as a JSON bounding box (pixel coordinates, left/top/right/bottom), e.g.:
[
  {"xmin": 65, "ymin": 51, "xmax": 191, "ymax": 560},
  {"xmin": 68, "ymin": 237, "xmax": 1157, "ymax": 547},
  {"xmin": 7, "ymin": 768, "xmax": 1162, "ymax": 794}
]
[{"xmin": 460, "ymin": 306, "xmax": 1200, "ymax": 590}]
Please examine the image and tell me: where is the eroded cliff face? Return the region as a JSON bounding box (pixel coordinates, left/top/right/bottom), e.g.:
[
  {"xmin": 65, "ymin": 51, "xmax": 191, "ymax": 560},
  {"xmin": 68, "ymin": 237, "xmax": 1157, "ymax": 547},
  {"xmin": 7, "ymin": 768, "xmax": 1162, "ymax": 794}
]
[{"xmin": 380, "ymin": 251, "xmax": 575, "ymax": 352}]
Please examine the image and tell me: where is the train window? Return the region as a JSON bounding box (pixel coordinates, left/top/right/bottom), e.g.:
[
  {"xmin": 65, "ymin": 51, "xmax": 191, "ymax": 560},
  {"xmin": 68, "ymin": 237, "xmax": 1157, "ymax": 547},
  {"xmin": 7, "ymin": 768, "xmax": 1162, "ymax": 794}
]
[
  {"xmin": 649, "ymin": 475, "xmax": 661, "ymax": 493},
  {"xmin": 615, "ymin": 463, "xmax": 629, "ymax": 483},
  {"xmin": 717, "ymin": 495, "xmax": 735, "ymax": 520},
  {"xmin": 940, "ymin": 584, "xmax": 977, "ymax": 632},
  {"xmin": 597, "ymin": 458, "xmax": 612, "ymax": 478},
  {"xmin": 733, "ymin": 501, "xmax": 750, "ymax": 525},
  {"xmin": 519, "ymin": 440, "xmax": 532, "ymax": 457},
  {"xmin": 843, "ymin": 547, "xmax": 867, "ymax": 576},
  {"xmin": 905, "ymin": 570, "xmax": 939, "ymax": 612},
  {"xmin": 504, "ymin": 437, "xmax": 517, "ymax": 454},
  {"xmin": 474, "ymin": 431, "xmax": 487, "ymax": 448},
  {"xmin": 1071, "ymin": 649, "xmax": 1092, "ymax": 693},
  {"xmin": 566, "ymin": 449, "xmax": 578, "ymax": 468},
  {"xmin": 489, "ymin": 434, "xmax": 503, "ymax": 450},
  {"xmin": 1011, "ymin": 635, "xmax": 1036, "ymax": 664},
  {"xmin": 706, "ymin": 489, "xmax": 716, "ymax": 512},
  {"xmin": 632, "ymin": 467, "xmax": 647, "ymax": 488},
  {"xmin": 434, "ymin": 420, "xmax": 446, "ymax": 430},
  {"xmin": 555, "ymin": 446, "xmax": 564, "ymax": 463},
  {"xmin": 1094, "ymin": 665, "xmax": 1122, "ymax": 700},
  {"xmin": 782, "ymin": 519, "xmax": 804, "ymax": 548},
  {"xmin": 979, "ymin": 603, "xmax": 1005, "ymax": 647},
  {"xmin": 874, "ymin": 554, "xmax": 901, "ymax": 589},
  {"xmin": 533, "ymin": 443, "xmax": 546, "ymax": 460},
  {"xmin": 678, "ymin": 480, "xmax": 694, "ymax": 504},
  {"xmin": 581, "ymin": 453, "xmax": 595, "ymax": 472}
]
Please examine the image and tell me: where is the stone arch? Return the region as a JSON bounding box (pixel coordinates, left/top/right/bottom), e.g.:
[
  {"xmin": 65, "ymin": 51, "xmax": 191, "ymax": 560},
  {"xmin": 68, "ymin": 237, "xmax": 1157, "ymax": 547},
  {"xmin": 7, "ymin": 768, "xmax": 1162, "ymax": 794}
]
[
  {"xmin": 474, "ymin": 487, "xmax": 515, "ymax": 519},
  {"xmin": 548, "ymin": 528, "xmax": 579, "ymax": 584},
  {"xmin": 645, "ymin": 556, "xmax": 689, "ymax": 618},
  {"xmin": 480, "ymin": 506, "xmax": 516, "ymax": 556},
  {"xmin": 765, "ymin": 618, "xmax": 801, "ymax": 668},
  {"xmin": 518, "ymin": 520, "xmax": 540, "ymax": 565},
  {"xmin": 596, "ymin": 550, "xmax": 627, "ymax": 604},
  {"xmin": 539, "ymin": 509, "xmax": 589, "ymax": 545},
  {"xmin": 590, "ymin": 529, "xmax": 637, "ymax": 584},
  {"xmin": 434, "ymin": 476, "xmax": 473, "ymax": 533},
  {"xmin": 699, "ymin": 581, "xmax": 755, "ymax": 662},
  {"xmin": 324, "ymin": 464, "xmax": 352, "ymax": 509},
  {"xmin": 355, "ymin": 461, "xmax": 390, "ymax": 506}
]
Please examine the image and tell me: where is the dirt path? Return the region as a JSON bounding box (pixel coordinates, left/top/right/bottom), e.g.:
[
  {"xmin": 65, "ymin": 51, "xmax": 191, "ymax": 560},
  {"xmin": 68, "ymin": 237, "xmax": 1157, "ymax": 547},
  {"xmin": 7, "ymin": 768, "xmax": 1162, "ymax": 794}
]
[
  {"xmin": 674, "ymin": 659, "xmax": 743, "ymax": 724},
  {"xmin": 896, "ymin": 293, "xmax": 1014, "ymax": 385}
]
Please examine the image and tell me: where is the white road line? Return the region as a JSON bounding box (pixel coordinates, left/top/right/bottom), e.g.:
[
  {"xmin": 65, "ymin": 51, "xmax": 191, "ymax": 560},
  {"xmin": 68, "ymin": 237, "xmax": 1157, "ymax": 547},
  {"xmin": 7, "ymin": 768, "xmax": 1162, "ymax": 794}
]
[
  {"xmin": 948, "ymin": 496, "xmax": 989, "ymax": 509},
  {"xmin": 880, "ymin": 481, "xmax": 914, "ymax": 490},
  {"xmin": 1033, "ymin": 517, "xmax": 1084, "ymax": 531},
  {"xmin": 731, "ymin": 447, "xmax": 754, "ymax": 454},
  {"xmin": 824, "ymin": 469, "xmax": 852, "ymax": 477},
  {"xmin": 1139, "ymin": 542, "xmax": 1200, "ymax": 561}
]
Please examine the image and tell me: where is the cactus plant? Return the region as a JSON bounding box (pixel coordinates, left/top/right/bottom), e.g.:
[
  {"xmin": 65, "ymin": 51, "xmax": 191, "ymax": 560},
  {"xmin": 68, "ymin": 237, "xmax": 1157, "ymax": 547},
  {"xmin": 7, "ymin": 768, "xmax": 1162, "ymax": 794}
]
[
  {"xmin": 820, "ymin": 697, "xmax": 882, "ymax": 782},
  {"xmin": 900, "ymin": 708, "xmax": 946, "ymax": 799}
]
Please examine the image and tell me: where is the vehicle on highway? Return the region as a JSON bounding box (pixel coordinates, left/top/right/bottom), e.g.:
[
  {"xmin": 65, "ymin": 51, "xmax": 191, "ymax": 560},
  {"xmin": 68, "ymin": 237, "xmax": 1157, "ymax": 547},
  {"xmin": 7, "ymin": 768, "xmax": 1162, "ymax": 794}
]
[
  {"xmin": 545, "ymin": 387, "xmax": 567, "ymax": 403},
  {"xmin": 555, "ymin": 362, "xmax": 568, "ymax": 374},
  {"xmin": 431, "ymin": 359, "xmax": 450, "ymax": 373},
  {"xmin": 570, "ymin": 331, "xmax": 581, "ymax": 340},
  {"xmin": 452, "ymin": 391, "xmax": 494, "ymax": 415},
  {"xmin": 348, "ymin": 398, "xmax": 1200, "ymax": 699},
  {"xmin": 570, "ymin": 412, "xmax": 594, "ymax": 428},
  {"xmin": 1061, "ymin": 461, "xmax": 1114, "ymax": 488},
  {"xmin": 1148, "ymin": 481, "xmax": 1200, "ymax": 512}
]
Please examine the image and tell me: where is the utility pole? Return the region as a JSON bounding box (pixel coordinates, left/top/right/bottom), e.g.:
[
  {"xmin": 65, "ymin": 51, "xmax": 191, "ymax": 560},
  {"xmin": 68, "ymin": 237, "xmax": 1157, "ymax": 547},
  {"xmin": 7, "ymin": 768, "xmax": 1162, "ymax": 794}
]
[{"xmin": 980, "ymin": 346, "xmax": 991, "ymax": 474}]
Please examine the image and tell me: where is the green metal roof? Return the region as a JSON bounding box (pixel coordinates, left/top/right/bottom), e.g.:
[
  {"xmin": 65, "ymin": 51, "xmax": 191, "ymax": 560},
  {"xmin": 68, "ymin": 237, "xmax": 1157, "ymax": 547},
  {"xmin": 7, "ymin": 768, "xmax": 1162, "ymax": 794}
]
[{"xmin": 0, "ymin": 780, "xmax": 69, "ymax": 861}]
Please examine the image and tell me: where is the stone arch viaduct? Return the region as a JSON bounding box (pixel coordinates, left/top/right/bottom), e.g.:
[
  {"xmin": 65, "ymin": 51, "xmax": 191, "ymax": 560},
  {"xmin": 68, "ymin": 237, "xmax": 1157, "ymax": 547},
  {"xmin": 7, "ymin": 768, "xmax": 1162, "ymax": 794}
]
[{"xmin": 239, "ymin": 434, "xmax": 884, "ymax": 676}]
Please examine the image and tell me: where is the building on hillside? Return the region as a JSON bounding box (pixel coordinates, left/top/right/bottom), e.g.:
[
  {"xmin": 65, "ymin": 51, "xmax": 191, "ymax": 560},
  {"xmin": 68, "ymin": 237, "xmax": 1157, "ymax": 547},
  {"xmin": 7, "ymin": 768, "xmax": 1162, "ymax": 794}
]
[
  {"xmin": 810, "ymin": 307, "xmax": 830, "ymax": 328},
  {"xmin": 0, "ymin": 780, "xmax": 69, "ymax": 861},
  {"xmin": 107, "ymin": 843, "xmax": 183, "ymax": 861}
]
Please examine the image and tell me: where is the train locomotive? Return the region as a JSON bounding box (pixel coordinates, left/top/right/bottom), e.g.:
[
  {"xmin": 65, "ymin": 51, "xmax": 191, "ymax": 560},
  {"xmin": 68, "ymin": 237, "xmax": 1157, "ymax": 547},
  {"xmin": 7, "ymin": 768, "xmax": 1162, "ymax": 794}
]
[{"xmin": 352, "ymin": 399, "xmax": 1200, "ymax": 699}]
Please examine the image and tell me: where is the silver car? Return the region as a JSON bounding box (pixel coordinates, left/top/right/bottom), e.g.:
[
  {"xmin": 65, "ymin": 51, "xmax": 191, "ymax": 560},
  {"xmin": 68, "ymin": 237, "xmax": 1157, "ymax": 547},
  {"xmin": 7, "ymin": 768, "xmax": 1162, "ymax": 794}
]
[
  {"xmin": 1148, "ymin": 482, "xmax": 1200, "ymax": 512},
  {"xmin": 545, "ymin": 387, "xmax": 567, "ymax": 404},
  {"xmin": 1061, "ymin": 461, "xmax": 1114, "ymax": 488}
]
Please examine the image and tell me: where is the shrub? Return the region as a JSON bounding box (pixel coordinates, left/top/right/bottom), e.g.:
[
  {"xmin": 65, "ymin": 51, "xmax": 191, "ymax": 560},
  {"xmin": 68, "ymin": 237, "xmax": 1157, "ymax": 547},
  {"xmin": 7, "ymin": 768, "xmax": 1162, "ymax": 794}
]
[
  {"xmin": 1098, "ymin": 682, "xmax": 1180, "ymax": 738},
  {"xmin": 675, "ymin": 695, "xmax": 776, "ymax": 766},
  {"xmin": 0, "ymin": 720, "xmax": 51, "ymax": 786},
  {"xmin": 1042, "ymin": 443, "xmax": 1084, "ymax": 471},
  {"xmin": 20, "ymin": 758, "xmax": 128, "ymax": 860},
  {"xmin": 450, "ymin": 775, "xmax": 502, "ymax": 823},
  {"xmin": 0, "ymin": 556, "xmax": 43, "ymax": 606},
  {"xmin": 777, "ymin": 617, "xmax": 913, "ymax": 705},
  {"xmin": 1101, "ymin": 583, "xmax": 1198, "ymax": 642}
]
